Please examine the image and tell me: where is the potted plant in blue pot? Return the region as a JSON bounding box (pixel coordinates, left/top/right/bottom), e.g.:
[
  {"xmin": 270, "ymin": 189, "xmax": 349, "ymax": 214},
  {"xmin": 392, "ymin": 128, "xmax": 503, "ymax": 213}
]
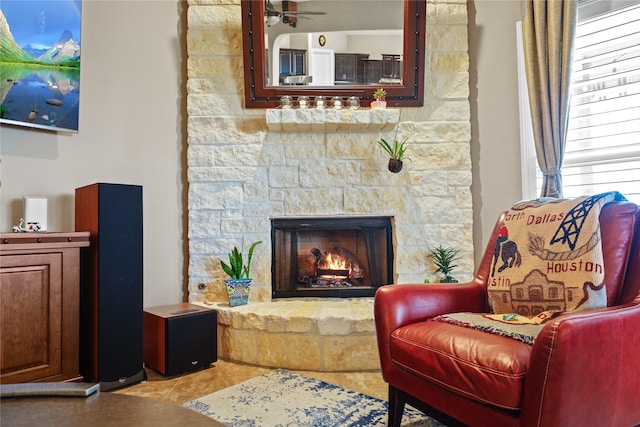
[{"xmin": 220, "ymin": 241, "xmax": 262, "ymax": 306}]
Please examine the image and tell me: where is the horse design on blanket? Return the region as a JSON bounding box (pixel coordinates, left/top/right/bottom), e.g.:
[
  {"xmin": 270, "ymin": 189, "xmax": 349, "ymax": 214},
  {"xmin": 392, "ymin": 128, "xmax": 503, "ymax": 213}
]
[{"xmin": 491, "ymin": 226, "xmax": 522, "ymax": 277}]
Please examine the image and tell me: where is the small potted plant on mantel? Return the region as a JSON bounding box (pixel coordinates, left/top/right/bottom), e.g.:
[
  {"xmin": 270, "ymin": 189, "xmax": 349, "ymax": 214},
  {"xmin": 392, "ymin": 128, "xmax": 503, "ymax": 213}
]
[
  {"xmin": 427, "ymin": 245, "xmax": 460, "ymax": 283},
  {"xmin": 220, "ymin": 241, "xmax": 262, "ymax": 306},
  {"xmin": 371, "ymin": 88, "xmax": 387, "ymax": 109}
]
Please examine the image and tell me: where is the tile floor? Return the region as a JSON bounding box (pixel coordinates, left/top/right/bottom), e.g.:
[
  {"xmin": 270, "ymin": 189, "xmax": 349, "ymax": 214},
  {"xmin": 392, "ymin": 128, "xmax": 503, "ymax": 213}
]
[{"xmin": 115, "ymin": 359, "xmax": 389, "ymax": 405}]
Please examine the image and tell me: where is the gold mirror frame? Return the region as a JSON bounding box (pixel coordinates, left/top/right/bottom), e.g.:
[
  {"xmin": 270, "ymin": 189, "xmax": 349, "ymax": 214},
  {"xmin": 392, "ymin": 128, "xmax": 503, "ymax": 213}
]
[{"xmin": 241, "ymin": 0, "xmax": 426, "ymax": 108}]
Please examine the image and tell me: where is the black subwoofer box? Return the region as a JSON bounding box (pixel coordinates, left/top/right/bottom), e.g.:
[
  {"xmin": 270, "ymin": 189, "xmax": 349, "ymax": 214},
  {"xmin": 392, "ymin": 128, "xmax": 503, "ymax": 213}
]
[
  {"xmin": 75, "ymin": 183, "xmax": 146, "ymax": 391},
  {"xmin": 143, "ymin": 303, "xmax": 218, "ymax": 376}
]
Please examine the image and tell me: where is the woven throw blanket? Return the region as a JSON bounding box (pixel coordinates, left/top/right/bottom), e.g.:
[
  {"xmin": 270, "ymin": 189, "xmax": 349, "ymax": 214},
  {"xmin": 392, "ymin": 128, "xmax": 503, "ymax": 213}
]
[
  {"xmin": 486, "ymin": 191, "xmax": 625, "ymax": 321},
  {"xmin": 432, "ymin": 192, "xmax": 626, "ymax": 345},
  {"xmin": 432, "ymin": 312, "xmax": 547, "ymax": 345}
]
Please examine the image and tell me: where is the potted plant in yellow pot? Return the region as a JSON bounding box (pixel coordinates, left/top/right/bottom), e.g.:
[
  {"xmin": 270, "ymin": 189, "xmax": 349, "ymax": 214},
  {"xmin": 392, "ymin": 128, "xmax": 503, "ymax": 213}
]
[
  {"xmin": 220, "ymin": 241, "xmax": 262, "ymax": 306},
  {"xmin": 371, "ymin": 88, "xmax": 387, "ymax": 109}
]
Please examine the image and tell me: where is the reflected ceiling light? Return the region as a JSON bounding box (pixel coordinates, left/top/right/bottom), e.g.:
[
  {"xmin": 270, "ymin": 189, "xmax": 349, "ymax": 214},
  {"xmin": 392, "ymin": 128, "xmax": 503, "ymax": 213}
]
[{"xmin": 265, "ymin": 14, "xmax": 280, "ymax": 26}]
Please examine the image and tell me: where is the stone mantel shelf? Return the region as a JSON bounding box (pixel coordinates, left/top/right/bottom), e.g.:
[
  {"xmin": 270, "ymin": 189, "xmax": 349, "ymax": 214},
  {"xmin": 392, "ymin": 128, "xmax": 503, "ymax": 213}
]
[{"xmin": 266, "ymin": 108, "xmax": 400, "ymax": 132}]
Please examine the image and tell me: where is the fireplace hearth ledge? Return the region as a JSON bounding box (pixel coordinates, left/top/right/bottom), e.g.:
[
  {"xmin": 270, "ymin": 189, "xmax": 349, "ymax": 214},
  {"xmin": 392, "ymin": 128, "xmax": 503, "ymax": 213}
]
[{"xmin": 193, "ymin": 298, "xmax": 379, "ymax": 372}]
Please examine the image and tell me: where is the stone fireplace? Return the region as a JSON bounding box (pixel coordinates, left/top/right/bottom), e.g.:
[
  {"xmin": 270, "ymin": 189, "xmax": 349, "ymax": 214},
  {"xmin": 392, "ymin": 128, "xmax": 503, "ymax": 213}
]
[{"xmin": 185, "ymin": 0, "xmax": 473, "ymax": 370}]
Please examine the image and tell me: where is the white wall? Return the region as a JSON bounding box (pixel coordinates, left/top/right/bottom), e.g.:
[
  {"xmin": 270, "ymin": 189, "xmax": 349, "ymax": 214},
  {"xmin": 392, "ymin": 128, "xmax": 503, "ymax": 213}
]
[
  {"xmin": 0, "ymin": 1, "xmax": 186, "ymax": 308},
  {"xmin": 468, "ymin": 0, "xmax": 524, "ymax": 264}
]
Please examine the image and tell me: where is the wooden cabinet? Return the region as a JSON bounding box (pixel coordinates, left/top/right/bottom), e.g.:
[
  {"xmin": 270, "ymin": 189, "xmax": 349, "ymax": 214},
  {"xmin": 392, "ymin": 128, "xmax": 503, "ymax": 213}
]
[
  {"xmin": 335, "ymin": 53, "xmax": 369, "ymax": 85},
  {"xmin": 0, "ymin": 232, "xmax": 89, "ymax": 383},
  {"xmin": 363, "ymin": 59, "xmax": 382, "ymax": 85},
  {"xmin": 381, "ymin": 54, "xmax": 403, "ymax": 80},
  {"xmin": 279, "ymin": 49, "xmax": 307, "ymax": 83}
]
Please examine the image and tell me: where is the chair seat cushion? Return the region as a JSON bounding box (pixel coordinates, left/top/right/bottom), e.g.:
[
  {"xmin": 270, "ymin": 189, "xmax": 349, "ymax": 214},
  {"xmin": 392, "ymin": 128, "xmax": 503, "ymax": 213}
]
[{"xmin": 390, "ymin": 320, "xmax": 533, "ymax": 410}]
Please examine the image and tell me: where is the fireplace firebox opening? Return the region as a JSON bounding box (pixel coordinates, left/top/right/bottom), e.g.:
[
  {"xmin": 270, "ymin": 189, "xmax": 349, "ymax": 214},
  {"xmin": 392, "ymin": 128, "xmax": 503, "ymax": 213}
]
[{"xmin": 271, "ymin": 216, "xmax": 394, "ymax": 298}]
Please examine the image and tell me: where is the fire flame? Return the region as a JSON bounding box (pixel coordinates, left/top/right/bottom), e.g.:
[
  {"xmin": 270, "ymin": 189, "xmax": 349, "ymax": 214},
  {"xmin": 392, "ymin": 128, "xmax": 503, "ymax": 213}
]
[
  {"xmin": 323, "ymin": 253, "xmax": 348, "ymax": 270},
  {"xmin": 317, "ymin": 252, "xmax": 351, "ymax": 278}
]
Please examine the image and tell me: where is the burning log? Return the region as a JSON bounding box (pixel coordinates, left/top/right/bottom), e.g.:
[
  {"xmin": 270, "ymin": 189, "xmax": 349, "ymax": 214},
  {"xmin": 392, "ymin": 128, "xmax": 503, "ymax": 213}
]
[
  {"xmin": 309, "ymin": 246, "xmax": 364, "ymax": 282},
  {"xmin": 330, "ymin": 246, "xmax": 364, "ymax": 279},
  {"xmin": 317, "ymin": 269, "xmax": 350, "ymax": 278},
  {"xmin": 311, "ymin": 248, "xmax": 327, "ymax": 265}
]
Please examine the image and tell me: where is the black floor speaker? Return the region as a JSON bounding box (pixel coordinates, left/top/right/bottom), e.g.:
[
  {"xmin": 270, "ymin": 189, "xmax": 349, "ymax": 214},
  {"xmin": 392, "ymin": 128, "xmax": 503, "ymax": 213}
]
[{"xmin": 75, "ymin": 183, "xmax": 146, "ymax": 391}]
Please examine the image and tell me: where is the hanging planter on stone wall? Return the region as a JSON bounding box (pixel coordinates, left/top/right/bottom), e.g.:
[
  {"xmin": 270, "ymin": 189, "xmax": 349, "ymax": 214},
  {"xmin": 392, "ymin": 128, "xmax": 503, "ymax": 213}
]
[
  {"xmin": 376, "ymin": 136, "xmax": 408, "ymax": 174},
  {"xmin": 388, "ymin": 158, "xmax": 404, "ymax": 173}
]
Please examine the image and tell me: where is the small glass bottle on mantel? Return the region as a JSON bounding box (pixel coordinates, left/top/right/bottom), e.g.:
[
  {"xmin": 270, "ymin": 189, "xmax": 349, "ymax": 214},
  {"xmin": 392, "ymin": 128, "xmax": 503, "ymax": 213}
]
[
  {"xmin": 280, "ymin": 95, "xmax": 293, "ymax": 109},
  {"xmin": 315, "ymin": 96, "xmax": 327, "ymax": 109},
  {"xmin": 347, "ymin": 96, "xmax": 360, "ymax": 110},
  {"xmin": 331, "ymin": 96, "xmax": 344, "ymax": 109}
]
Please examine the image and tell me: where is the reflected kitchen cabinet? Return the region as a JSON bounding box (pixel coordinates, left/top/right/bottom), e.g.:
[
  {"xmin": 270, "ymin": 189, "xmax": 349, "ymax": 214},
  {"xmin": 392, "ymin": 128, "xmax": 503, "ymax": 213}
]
[
  {"xmin": 279, "ymin": 48, "xmax": 307, "ymax": 84},
  {"xmin": 381, "ymin": 54, "xmax": 402, "ymax": 81},
  {"xmin": 334, "ymin": 53, "xmax": 369, "ymax": 85}
]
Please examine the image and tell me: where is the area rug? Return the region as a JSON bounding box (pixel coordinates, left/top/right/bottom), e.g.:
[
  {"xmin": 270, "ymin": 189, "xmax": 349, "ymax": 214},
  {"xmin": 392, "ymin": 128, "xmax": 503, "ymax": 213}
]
[{"xmin": 182, "ymin": 369, "xmax": 445, "ymax": 427}]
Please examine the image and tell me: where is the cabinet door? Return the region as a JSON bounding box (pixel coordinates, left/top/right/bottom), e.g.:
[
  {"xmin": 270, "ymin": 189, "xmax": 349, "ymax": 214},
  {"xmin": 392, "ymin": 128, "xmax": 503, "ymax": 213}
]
[
  {"xmin": 292, "ymin": 50, "xmax": 306, "ymax": 75},
  {"xmin": 382, "ymin": 55, "xmax": 402, "ymax": 79},
  {"xmin": 279, "ymin": 51, "xmax": 292, "ymax": 76},
  {"xmin": 335, "ymin": 54, "xmax": 356, "ymax": 83},
  {"xmin": 363, "ymin": 60, "xmax": 382, "ymax": 84},
  {"xmin": 0, "ymin": 253, "xmax": 63, "ymax": 383}
]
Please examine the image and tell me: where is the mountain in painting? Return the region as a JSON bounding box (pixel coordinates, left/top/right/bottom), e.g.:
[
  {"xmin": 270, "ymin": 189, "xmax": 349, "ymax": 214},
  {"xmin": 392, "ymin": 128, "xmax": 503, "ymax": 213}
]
[
  {"xmin": 38, "ymin": 30, "xmax": 80, "ymax": 63},
  {"xmin": 21, "ymin": 43, "xmax": 48, "ymax": 59},
  {"xmin": 0, "ymin": 9, "xmax": 80, "ymax": 65},
  {"xmin": 0, "ymin": 10, "xmax": 35, "ymax": 62}
]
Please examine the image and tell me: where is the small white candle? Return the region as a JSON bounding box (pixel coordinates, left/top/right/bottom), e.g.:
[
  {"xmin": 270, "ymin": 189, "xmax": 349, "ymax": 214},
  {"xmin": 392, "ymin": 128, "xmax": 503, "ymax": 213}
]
[{"xmin": 298, "ymin": 96, "xmax": 309, "ymax": 109}]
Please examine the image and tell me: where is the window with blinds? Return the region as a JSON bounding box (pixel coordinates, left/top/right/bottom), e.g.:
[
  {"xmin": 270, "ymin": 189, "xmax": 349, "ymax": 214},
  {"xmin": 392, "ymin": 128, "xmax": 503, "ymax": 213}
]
[
  {"xmin": 563, "ymin": 2, "xmax": 640, "ymax": 203},
  {"xmin": 518, "ymin": 1, "xmax": 640, "ymax": 204}
]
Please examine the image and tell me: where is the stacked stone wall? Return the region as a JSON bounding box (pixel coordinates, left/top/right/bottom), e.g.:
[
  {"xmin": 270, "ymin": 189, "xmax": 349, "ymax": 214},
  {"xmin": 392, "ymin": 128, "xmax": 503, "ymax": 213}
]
[{"xmin": 186, "ymin": 0, "xmax": 473, "ymax": 303}]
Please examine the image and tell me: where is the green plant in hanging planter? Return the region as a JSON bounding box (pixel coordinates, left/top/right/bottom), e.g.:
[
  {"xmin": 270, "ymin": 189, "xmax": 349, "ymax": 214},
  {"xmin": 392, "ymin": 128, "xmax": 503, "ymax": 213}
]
[
  {"xmin": 427, "ymin": 245, "xmax": 460, "ymax": 283},
  {"xmin": 376, "ymin": 136, "xmax": 409, "ymax": 173}
]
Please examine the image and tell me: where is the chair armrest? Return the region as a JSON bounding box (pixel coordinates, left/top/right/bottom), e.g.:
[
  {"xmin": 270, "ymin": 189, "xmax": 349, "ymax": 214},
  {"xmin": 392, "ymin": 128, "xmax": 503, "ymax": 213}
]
[
  {"xmin": 374, "ymin": 281, "xmax": 487, "ymax": 377},
  {"xmin": 374, "ymin": 281, "xmax": 488, "ymax": 330},
  {"xmin": 521, "ymin": 303, "xmax": 640, "ymax": 427}
]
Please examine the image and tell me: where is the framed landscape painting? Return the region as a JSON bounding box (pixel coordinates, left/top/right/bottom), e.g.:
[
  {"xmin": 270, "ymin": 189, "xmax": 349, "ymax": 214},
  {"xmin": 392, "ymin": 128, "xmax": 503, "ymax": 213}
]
[{"xmin": 0, "ymin": 0, "xmax": 82, "ymax": 132}]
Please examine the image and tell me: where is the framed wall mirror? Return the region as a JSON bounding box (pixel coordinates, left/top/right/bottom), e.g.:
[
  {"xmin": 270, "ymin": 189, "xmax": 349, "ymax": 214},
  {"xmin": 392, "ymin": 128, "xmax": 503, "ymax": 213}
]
[{"xmin": 241, "ymin": 0, "xmax": 426, "ymax": 108}]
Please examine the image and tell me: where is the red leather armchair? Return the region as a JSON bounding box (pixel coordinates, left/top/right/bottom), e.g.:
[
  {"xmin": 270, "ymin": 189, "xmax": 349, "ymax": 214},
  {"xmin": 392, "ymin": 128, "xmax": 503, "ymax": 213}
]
[{"xmin": 375, "ymin": 201, "xmax": 640, "ymax": 427}]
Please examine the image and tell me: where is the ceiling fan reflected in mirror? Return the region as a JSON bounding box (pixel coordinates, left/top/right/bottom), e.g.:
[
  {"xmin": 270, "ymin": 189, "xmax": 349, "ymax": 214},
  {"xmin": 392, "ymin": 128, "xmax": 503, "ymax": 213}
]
[{"xmin": 264, "ymin": 0, "xmax": 327, "ymax": 27}]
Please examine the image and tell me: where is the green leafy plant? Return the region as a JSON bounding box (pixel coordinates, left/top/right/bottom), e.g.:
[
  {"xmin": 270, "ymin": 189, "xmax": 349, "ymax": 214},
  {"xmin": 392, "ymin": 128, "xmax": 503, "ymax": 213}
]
[
  {"xmin": 220, "ymin": 241, "xmax": 262, "ymax": 280},
  {"xmin": 376, "ymin": 136, "xmax": 408, "ymax": 161},
  {"xmin": 373, "ymin": 88, "xmax": 387, "ymax": 101},
  {"xmin": 427, "ymin": 245, "xmax": 460, "ymax": 283}
]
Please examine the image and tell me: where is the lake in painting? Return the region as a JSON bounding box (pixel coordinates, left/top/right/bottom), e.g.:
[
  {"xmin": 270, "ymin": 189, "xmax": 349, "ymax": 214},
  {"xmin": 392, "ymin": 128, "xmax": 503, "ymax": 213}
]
[{"xmin": 1, "ymin": 64, "xmax": 80, "ymax": 131}]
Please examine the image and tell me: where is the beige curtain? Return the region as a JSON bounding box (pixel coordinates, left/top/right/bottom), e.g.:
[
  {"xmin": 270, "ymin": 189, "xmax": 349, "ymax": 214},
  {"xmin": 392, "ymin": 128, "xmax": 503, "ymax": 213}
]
[{"xmin": 522, "ymin": 0, "xmax": 578, "ymax": 198}]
